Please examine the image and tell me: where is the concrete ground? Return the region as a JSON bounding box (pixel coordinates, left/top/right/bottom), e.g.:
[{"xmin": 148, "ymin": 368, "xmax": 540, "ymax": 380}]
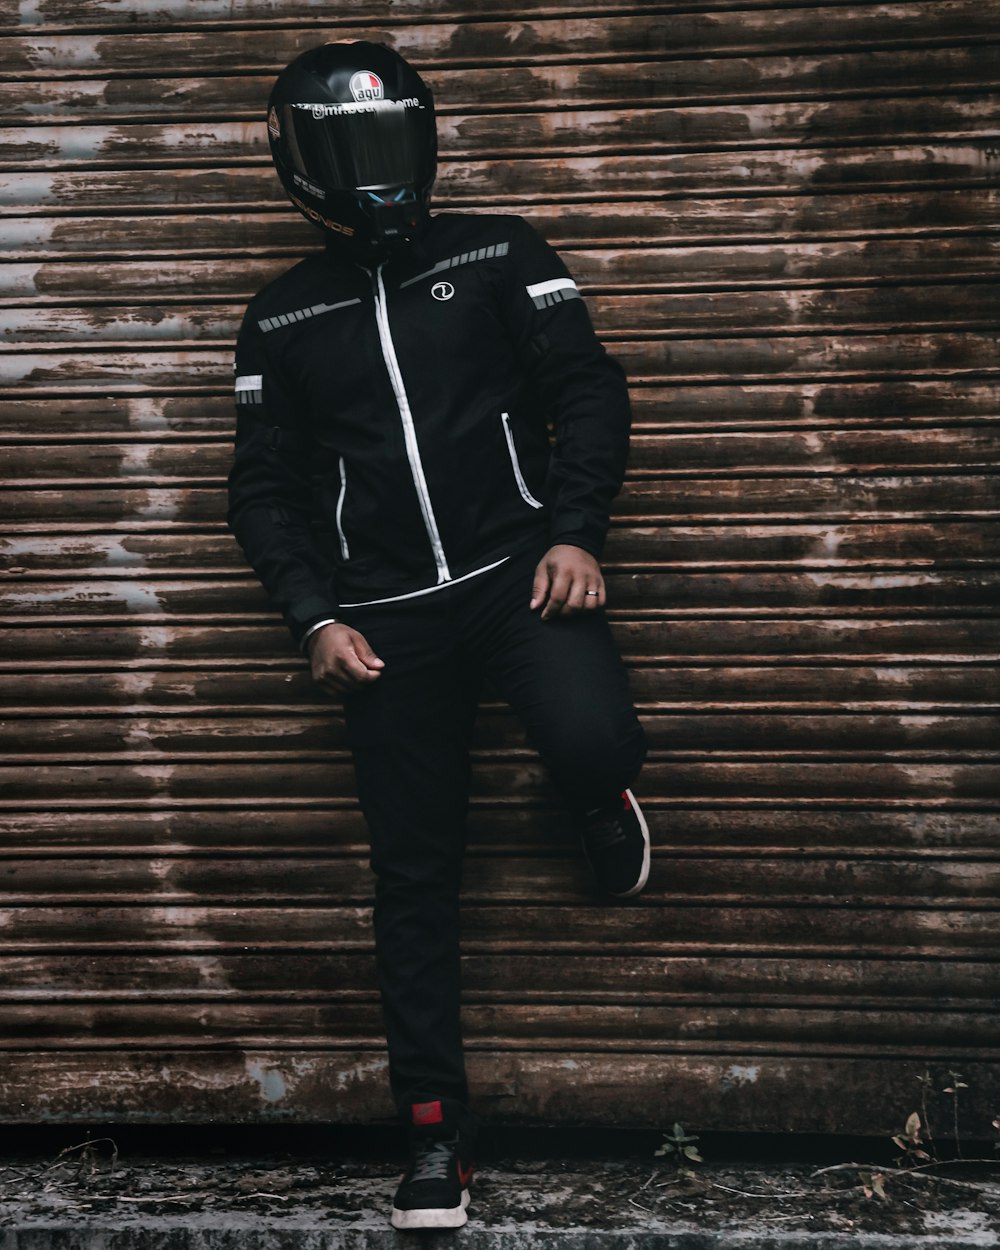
[{"xmin": 0, "ymin": 1131, "xmax": 997, "ymax": 1248}]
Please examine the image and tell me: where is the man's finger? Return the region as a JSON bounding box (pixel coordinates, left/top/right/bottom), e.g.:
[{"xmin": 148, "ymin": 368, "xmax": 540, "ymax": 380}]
[
  {"xmin": 541, "ymin": 568, "xmax": 572, "ymax": 620},
  {"xmin": 339, "ymin": 650, "xmax": 380, "ymax": 684},
  {"xmin": 530, "ymin": 561, "xmax": 551, "ymax": 611},
  {"xmin": 351, "ymin": 631, "xmax": 384, "ymax": 670},
  {"xmin": 563, "ymin": 573, "xmax": 587, "ymax": 614},
  {"xmin": 583, "ymin": 575, "xmax": 606, "ymax": 610}
]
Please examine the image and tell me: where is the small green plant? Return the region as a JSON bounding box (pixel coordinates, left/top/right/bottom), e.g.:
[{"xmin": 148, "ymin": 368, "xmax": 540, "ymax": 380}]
[
  {"xmin": 892, "ymin": 1111, "xmax": 931, "ymax": 1168},
  {"xmin": 654, "ymin": 1122, "xmax": 704, "ymax": 1180},
  {"xmin": 916, "ymin": 1068, "xmax": 937, "ymax": 1159},
  {"xmin": 942, "ymin": 1071, "xmax": 968, "ymax": 1159},
  {"xmin": 859, "ymin": 1169, "xmax": 886, "ymax": 1201}
]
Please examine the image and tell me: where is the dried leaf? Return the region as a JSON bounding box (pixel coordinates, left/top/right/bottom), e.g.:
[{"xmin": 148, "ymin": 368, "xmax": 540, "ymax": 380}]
[{"xmin": 904, "ymin": 1112, "xmax": 921, "ymax": 1140}]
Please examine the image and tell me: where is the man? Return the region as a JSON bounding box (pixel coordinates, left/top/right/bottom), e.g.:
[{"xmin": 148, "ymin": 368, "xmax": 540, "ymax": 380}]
[{"xmin": 228, "ymin": 42, "xmax": 649, "ymax": 1231}]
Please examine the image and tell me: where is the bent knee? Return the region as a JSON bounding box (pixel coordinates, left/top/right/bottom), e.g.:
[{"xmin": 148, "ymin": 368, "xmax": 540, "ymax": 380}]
[{"xmin": 543, "ymin": 708, "xmax": 647, "ymax": 790}]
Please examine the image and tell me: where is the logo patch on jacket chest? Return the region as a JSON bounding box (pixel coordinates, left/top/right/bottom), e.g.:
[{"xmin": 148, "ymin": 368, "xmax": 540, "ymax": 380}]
[{"xmin": 431, "ymin": 281, "xmax": 455, "ymax": 302}]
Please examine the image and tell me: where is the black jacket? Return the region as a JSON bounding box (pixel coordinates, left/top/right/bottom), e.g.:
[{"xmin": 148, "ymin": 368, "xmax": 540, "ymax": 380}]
[{"xmin": 227, "ymin": 212, "xmax": 631, "ymax": 647}]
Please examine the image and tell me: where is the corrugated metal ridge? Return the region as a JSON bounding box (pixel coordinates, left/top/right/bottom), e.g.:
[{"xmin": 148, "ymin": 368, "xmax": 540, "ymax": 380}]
[
  {"xmin": 0, "ymin": 0, "xmax": 939, "ymax": 30},
  {"xmin": 5, "ymin": 606, "xmax": 999, "ymax": 622},
  {"xmin": 2, "ymin": 657, "xmax": 998, "ymax": 670},
  {"xmin": 0, "ymin": 0, "xmax": 682, "ymax": 35},
  {"xmin": 4, "ymin": 190, "xmax": 998, "ymax": 225},
  {"xmin": 37, "ymin": 88, "xmax": 1000, "ymax": 127},
  {"xmin": 3, "ymin": 6, "xmax": 999, "ymax": 67},
  {"xmin": 8, "ymin": 47, "xmax": 1000, "ymax": 125},
  {"xmin": 6, "ymin": 103, "xmax": 998, "ymax": 171},
  {"xmin": 4, "ymin": 150, "xmax": 996, "ymax": 217}
]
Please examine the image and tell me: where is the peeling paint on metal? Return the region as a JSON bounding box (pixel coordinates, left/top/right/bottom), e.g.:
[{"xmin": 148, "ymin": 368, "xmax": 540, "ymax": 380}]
[
  {"xmin": 334, "ymin": 1058, "xmax": 390, "ymax": 1092},
  {"xmin": 244, "ymin": 1059, "xmax": 287, "ymax": 1104},
  {"xmin": 724, "ymin": 1064, "xmax": 761, "ymax": 1087}
]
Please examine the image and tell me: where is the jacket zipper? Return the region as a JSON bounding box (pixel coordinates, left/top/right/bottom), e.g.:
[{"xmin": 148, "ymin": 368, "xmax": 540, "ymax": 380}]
[
  {"xmin": 335, "ymin": 455, "xmax": 350, "ymax": 560},
  {"xmin": 501, "ymin": 412, "xmax": 544, "ymax": 509},
  {"xmin": 370, "ymin": 265, "xmax": 451, "ymax": 583}
]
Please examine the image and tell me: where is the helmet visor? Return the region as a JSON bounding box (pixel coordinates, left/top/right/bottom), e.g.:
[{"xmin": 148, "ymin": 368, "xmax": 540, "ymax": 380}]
[{"xmin": 280, "ymin": 100, "xmax": 431, "ymax": 191}]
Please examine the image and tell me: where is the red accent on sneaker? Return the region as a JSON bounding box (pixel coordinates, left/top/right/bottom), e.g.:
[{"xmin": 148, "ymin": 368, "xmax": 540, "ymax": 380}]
[
  {"xmin": 411, "ymin": 1100, "xmax": 444, "ymax": 1126},
  {"xmin": 622, "ymin": 790, "xmax": 633, "ymax": 811},
  {"xmin": 458, "ymin": 1164, "xmax": 475, "ymax": 1188}
]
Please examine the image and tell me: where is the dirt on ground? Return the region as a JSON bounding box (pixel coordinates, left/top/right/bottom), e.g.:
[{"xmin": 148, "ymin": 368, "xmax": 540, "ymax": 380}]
[{"xmin": 0, "ymin": 1133, "xmax": 997, "ymax": 1237}]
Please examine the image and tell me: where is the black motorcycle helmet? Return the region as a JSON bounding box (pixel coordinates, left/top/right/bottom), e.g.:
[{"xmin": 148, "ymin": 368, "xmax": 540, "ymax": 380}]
[{"xmin": 267, "ymin": 41, "xmax": 437, "ymax": 262}]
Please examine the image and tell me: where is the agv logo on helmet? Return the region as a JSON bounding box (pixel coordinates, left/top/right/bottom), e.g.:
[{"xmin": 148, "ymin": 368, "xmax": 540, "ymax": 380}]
[{"xmin": 350, "ymin": 71, "xmax": 384, "ymax": 102}]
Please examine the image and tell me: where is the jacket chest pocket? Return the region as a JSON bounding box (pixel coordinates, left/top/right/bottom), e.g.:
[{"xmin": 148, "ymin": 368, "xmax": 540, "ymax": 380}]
[{"xmin": 501, "ymin": 412, "xmax": 544, "ymax": 510}]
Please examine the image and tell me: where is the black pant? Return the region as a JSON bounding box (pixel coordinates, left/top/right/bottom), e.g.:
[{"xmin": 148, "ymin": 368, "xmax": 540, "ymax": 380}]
[{"xmin": 339, "ymin": 540, "xmax": 647, "ymax": 1110}]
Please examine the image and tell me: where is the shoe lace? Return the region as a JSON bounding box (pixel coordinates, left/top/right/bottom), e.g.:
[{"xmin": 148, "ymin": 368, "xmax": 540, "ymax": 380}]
[
  {"xmin": 409, "ymin": 1139, "xmax": 455, "ymax": 1184},
  {"xmin": 583, "ymin": 814, "xmax": 626, "ymax": 852}
]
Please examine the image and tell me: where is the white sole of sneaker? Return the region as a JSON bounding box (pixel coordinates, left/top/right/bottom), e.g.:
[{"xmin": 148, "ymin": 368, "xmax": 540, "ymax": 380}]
[
  {"xmin": 391, "ymin": 1188, "xmax": 470, "ymax": 1230},
  {"xmin": 613, "ymin": 788, "xmax": 650, "ymax": 898}
]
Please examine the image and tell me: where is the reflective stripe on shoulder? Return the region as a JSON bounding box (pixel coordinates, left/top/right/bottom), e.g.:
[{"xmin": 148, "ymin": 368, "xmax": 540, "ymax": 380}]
[
  {"xmin": 258, "ymin": 297, "xmax": 361, "ymax": 333},
  {"xmin": 235, "ymin": 374, "xmax": 263, "ymax": 404},
  {"xmin": 526, "ymin": 277, "xmax": 581, "ymax": 309},
  {"xmin": 399, "ymin": 241, "xmax": 510, "ymax": 289}
]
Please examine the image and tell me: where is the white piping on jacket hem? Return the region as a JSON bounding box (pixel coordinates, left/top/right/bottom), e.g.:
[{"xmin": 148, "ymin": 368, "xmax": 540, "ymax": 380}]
[
  {"xmin": 339, "ymin": 557, "xmax": 510, "ymax": 608},
  {"xmin": 372, "ymin": 264, "xmax": 451, "ymax": 584}
]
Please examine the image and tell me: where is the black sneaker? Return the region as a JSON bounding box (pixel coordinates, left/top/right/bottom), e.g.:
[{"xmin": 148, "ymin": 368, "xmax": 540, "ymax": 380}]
[
  {"xmin": 390, "ymin": 1098, "xmax": 477, "ymax": 1230},
  {"xmin": 581, "ymin": 788, "xmax": 650, "ymax": 898}
]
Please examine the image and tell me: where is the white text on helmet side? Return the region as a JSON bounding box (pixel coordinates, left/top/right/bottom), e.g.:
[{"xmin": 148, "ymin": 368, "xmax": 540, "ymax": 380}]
[{"xmin": 295, "ymin": 98, "xmax": 421, "ymax": 119}]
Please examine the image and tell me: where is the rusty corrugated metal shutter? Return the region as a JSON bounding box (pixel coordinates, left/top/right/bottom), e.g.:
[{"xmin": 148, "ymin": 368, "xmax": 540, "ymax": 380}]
[{"xmin": 1, "ymin": 2, "xmax": 998, "ymax": 1131}]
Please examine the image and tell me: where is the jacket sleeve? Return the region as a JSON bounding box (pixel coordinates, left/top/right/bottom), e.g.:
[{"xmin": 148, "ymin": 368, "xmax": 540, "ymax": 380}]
[
  {"xmin": 501, "ymin": 215, "xmax": 631, "ymax": 560},
  {"xmin": 226, "ymin": 307, "xmax": 340, "ymax": 650}
]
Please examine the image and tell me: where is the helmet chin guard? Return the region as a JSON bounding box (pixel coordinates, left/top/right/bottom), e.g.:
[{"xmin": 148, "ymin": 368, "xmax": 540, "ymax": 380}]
[
  {"xmin": 356, "ymin": 185, "xmax": 424, "ymax": 257},
  {"xmin": 267, "ymin": 42, "xmax": 437, "ymax": 261}
]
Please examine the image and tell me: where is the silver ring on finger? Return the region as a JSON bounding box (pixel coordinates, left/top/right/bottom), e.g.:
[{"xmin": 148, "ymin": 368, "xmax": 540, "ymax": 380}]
[{"xmin": 585, "ymin": 590, "xmax": 599, "ymax": 597}]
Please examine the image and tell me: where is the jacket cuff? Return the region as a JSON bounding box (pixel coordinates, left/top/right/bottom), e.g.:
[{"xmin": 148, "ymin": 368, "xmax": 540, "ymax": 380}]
[
  {"xmin": 548, "ymin": 518, "xmax": 607, "ymax": 561},
  {"xmin": 287, "ymin": 595, "xmax": 340, "ymax": 650},
  {"xmin": 300, "ymin": 617, "xmax": 339, "ymax": 654}
]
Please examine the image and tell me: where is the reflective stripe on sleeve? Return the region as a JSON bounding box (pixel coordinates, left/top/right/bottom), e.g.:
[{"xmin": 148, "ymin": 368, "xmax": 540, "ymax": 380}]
[
  {"xmin": 525, "ymin": 278, "xmax": 581, "ymax": 309},
  {"xmin": 235, "ymin": 374, "xmax": 263, "ymax": 404}
]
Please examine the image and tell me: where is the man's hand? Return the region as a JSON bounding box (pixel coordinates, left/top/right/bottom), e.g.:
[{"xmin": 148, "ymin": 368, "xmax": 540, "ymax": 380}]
[
  {"xmin": 530, "ymin": 544, "xmax": 606, "ymax": 620},
  {"xmin": 307, "ymin": 623, "xmax": 384, "ymax": 695}
]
